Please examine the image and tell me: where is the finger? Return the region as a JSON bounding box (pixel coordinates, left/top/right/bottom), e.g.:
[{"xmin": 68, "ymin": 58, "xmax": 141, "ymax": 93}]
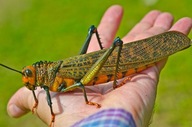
[
  {"xmin": 7, "ymin": 87, "xmax": 32, "ymax": 118},
  {"xmin": 147, "ymin": 12, "xmax": 173, "ymax": 33},
  {"xmin": 124, "ymin": 10, "xmax": 161, "ymax": 41},
  {"xmin": 88, "ymin": 5, "xmax": 123, "ymax": 52},
  {"xmin": 124, "ymin": 11, "xmax": 174, "ymax": 42},
  {"xmin": 170, "ymin": 17, "xmax": 192, "ymax": 34}
]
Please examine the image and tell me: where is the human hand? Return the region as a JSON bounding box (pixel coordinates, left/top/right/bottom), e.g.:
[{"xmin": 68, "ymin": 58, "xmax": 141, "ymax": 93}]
[{"xmin": 7, "ymin": 5, "xmax": 192, "ymax": 127}]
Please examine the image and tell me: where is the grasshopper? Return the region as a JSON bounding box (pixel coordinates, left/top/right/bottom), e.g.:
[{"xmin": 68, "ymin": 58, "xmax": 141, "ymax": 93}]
[{"xmin": 0, "ymin": 25, "xmax": 191, "ymax": 127}]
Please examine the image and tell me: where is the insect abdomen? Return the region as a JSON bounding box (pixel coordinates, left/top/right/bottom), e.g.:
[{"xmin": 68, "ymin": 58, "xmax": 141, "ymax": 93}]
[{"xmin": 87, "ymin": 63, "xmax": 155, "ymax": 86}]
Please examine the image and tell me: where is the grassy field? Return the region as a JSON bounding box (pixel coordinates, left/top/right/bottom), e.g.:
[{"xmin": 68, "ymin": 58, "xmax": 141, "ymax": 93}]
[{"xmin": 0, "ymin": 0, "xmax": 191, "ymax": 127}]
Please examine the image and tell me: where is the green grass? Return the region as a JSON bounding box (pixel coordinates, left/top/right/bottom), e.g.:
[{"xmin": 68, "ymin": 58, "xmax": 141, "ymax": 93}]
[{"xmin": 0, "ymin": 0, "xmax": 191, "ymax": 127}]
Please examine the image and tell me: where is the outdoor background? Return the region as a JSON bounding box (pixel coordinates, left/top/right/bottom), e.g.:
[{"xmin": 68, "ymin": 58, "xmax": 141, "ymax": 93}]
[{"xmin": 0, "ymin": 0, "xmax": 191, "ymax": 127}]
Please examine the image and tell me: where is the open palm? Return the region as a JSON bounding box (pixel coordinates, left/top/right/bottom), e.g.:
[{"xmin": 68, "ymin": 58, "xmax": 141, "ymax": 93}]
[{"xmin": 7, "ymin": 5, "xmax": 192, "ymax": 127}]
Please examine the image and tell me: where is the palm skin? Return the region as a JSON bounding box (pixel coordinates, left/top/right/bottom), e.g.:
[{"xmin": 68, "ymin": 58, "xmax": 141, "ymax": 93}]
[{"xmin": 7, "ymin": 5, "xmax": 192, "ymax": 127}]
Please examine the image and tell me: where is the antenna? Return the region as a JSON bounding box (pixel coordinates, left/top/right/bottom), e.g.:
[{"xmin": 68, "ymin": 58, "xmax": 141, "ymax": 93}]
[{"xmin": 0, "ymin": 63, "xmax": 23, "ymax": 75}]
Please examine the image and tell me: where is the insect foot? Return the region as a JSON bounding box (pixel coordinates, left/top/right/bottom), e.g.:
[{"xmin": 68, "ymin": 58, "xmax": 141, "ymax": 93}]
[{"xmin": 86, "ymin": 101, "xmax": 101, "ymax": 108}]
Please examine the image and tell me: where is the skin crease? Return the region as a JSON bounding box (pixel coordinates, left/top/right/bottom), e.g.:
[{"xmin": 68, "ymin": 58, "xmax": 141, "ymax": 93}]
[{"xmin": 7, "ymin": 5, "xmax": 192, "ymax": 127}]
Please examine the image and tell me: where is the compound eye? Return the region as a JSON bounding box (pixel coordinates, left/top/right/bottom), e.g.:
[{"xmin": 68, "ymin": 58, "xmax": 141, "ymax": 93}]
[{"xmin": 24, "ymin": 69, "xmax": 33, "ymax": 77}]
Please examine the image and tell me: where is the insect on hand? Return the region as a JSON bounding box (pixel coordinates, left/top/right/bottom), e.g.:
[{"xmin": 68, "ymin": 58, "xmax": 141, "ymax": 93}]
[{"xmin": 1, "ymin": 25, "xmax": 191, "ymax": 127}]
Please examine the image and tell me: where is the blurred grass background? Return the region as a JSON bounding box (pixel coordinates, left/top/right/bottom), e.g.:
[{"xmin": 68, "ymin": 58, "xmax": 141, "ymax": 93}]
[{"xmin": 0, "ymin": 0, "xmax": 191, "ymax": 127}]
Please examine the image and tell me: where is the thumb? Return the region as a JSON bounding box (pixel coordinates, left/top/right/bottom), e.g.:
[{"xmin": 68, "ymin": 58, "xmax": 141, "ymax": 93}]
[
  {"xmin": 7, "ymin": 87, "xmax": 55, "ymax": 126},
  {"xmin": 7, "ymin": 87, "xmax": 34, "ymax": 118}
]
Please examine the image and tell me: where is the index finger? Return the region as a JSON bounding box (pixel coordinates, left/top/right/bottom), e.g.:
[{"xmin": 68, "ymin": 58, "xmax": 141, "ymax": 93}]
[{"xmin": 88, "ymin": 5, "xmax": 123, "ymax": 52}]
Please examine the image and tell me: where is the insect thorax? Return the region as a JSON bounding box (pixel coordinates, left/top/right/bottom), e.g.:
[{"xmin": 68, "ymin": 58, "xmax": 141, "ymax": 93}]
[{"xmin": 33, "ymin": 61, "xmax": 62, "ymax": 87}]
